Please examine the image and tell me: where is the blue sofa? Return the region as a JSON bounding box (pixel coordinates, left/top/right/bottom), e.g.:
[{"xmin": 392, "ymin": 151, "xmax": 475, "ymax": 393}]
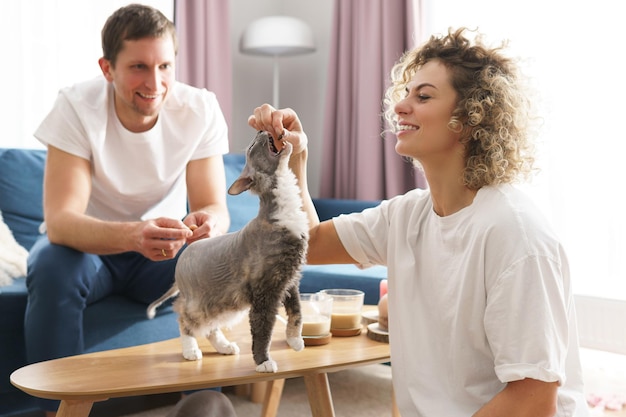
[{"xmin": 0, "ymin": 148, "xmax": 387, "ymax": 417}]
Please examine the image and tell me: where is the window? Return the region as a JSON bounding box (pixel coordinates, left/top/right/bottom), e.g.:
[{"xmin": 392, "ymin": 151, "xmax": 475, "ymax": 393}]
[
  {"xmin": 1, "ymin": 1, "xmax": 173, "ymax": 149},
  {"xmin": 424, "ymin": 0, "xmax": 625, "ymax": 301}
]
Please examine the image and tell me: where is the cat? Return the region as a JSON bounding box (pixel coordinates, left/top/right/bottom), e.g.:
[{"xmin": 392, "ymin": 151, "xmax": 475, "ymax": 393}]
[{"xmin": 147, "ymin": 130, "xmax": 308, "ymax": 373}]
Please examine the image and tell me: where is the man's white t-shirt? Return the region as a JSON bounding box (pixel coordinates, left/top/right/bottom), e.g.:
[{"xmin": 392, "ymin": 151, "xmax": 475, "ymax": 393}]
[
  {"xmin": 333, "ymin": 184, "xmax": 589, "ymax": 417},
  {"xmin": 34, "ymin": 77, "xmax": 229, "ymax": 222}
]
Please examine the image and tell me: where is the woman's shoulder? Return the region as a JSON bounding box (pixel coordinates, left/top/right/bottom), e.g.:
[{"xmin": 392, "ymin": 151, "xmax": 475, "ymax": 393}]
[
  {"xmin": 479, "ymin": 184, "xmax": 548, "ymax": 222},
  {"xmin": 478, "ymin": 184, "xmax": 561, "ymax": 248}
]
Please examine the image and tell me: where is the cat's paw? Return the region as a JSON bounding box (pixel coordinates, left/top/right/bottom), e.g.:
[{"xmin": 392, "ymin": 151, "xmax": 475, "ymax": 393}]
[
  {"xmin": 216, "ymin": 342, "xmax": 240, "ymax": 355},
  {"xmin": 256, "ymin": 359, "xmax": 278, "ymax": 373},
  {"xmin": 182, "ymin": 346, "xmax": 203, "ymax": 361},
  {"xmin": 181, "ymin": 334, "xmax": 202, "ymax": 361},
  {"xmin": 287, "ymin": 336, "xmax": 305, "ymax": 352},
  {"xmin": 208, "ymin": 329, "xmax": 240, "ymax": 355}
]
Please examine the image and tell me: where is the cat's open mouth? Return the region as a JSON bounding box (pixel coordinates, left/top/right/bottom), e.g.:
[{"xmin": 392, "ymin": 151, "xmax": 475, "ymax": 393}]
[{"xmin": 268, "ymin": 135, "xmax": 282, "ymax": 156}]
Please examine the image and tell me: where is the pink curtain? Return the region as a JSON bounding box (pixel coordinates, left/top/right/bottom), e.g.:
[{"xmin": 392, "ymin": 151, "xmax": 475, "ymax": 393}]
[
  {"xmin": 321, "ymin": 0, "xmax": 426, "ymax": 200},
  {"xmin": 174, "ymin": 0, "xmax": 232, "ymax": 142}
]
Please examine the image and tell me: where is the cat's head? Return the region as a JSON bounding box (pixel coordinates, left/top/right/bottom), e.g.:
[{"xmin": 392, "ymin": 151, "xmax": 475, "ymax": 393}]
[{"xmin": 228, "ymin": 131, "xmax": 292, "ymax": 195}]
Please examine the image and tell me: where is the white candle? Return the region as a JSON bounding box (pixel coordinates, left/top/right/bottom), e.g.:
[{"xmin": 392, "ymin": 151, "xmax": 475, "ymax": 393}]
[{"xmin": 302, "ymin": 314, "xmax": 331, "ymax": 336}]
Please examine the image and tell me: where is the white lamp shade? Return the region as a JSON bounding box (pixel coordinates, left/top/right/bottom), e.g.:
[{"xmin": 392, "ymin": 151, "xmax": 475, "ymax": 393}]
[{"xmin": 240, "ymin": 16, "xmax": 316, "ymax": 56}]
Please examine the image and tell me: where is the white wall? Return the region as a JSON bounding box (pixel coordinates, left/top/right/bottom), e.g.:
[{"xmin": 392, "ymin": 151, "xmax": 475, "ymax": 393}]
[{"xmin": 230, "ymin": 0, "xmax": 333, "ymax": 197}]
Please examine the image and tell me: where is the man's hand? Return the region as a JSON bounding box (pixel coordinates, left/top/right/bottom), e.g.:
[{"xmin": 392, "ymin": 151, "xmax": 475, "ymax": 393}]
[
  {"xmin": 139, "ymin": 217, "xmax": 192, "ymax": 261},
  {"xmin": 184, "ymin": 211, "xmax": 223, "ymax": 245}
]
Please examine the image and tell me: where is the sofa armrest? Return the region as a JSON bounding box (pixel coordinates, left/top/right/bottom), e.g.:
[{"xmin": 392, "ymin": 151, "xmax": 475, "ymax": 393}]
[
  {"xmin": 312, "ymin": 198, "xmax": 380, "ymax": 222},
  {"xmin": 0, "ymin": 148, "xmax": 46, "ymax": 251}
]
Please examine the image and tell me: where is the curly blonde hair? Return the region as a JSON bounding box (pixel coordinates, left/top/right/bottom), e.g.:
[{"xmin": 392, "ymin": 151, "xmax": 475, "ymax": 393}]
[{"xmin": 384, "ymin": 27, "xmax": 537, "ymax": 189}]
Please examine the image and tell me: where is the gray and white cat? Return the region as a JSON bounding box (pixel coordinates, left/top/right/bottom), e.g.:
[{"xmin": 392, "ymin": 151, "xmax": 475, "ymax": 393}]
[{"xmin": 147, "ymin": 131, "xmax": 308, "ymax": 373}]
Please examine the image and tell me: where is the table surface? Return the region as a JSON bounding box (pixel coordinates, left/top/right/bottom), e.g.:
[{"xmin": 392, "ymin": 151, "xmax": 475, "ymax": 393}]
[{"xmin": 11, "ymin": 307, "xmax": 390, "ymax": 403}]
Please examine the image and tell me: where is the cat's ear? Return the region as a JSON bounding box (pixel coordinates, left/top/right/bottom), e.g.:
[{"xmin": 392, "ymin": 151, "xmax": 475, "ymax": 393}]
[
  {"xmin": 228, "ymin": 162, "xmax": 255, "ymax": 195},
  {"xmin": 228, "ymin": 177, "xmax": 252, "ymax": 195}
]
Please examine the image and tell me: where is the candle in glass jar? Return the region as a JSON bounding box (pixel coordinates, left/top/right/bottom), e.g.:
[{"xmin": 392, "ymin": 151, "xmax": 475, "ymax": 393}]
[
  {"xmin": 301, "ymin": 314, "xmax": 331, "ymax": 336},
  {"xmin": 330, "ymin": 312, "xmax": 361, "ymax": 329}
]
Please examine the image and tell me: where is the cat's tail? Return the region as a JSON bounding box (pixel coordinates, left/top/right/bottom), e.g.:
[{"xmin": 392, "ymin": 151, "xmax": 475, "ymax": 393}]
[{"xmin": 146, "ymin": 285, "xmax": 180, "ymax": 319}]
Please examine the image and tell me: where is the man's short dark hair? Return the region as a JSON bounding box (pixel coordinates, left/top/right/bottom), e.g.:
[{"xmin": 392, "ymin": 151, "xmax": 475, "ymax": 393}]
[{"xmin": 101, "ymin": 3, "xmax": 178, "ymax": 67}]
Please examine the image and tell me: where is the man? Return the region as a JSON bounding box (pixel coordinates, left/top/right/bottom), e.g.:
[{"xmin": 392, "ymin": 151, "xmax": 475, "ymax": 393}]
[{"xmin": 25, "ymin": 4, "xmax": 230, "ymax": 415}]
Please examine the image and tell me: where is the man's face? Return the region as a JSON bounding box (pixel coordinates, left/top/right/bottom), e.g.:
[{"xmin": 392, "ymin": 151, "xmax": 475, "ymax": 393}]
[{"xmin": 99, "ymin": 35, "xmax": 176, "ymax": 132}]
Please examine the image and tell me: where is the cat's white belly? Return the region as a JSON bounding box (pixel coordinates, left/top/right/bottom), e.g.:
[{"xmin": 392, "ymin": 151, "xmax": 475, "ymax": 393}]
[{"xmin": 190, "ymin": 308, "xmax": 249, "ymax": 337}]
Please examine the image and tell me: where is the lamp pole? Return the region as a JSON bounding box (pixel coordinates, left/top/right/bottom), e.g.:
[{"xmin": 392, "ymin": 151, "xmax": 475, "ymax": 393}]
[
  {"xmin": 239, "ymin": 16, "xmax": 316, "ymax": 110},
  {"xmin": 273, "ymin": 56, "xmax": 280, "ymax": 109}
]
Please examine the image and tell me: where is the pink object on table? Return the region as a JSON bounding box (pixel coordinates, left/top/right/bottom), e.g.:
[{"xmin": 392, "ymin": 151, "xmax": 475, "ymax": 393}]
[{"xmin": 379, "ymin": 279, "xmax": 388, "ymax": 298}]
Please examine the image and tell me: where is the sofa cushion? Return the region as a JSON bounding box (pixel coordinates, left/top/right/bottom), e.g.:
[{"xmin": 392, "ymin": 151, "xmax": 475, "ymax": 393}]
[
  {"xmin": 0, "ymin": 149, "xmax": 46, "ymax": 251},
  {"xmin": 223, "ymin": 153, "xmax": 259, "ymax": 233},
  {"xmin": 313, "ymin": 198, "xmax": 381, "ymax": 222}
]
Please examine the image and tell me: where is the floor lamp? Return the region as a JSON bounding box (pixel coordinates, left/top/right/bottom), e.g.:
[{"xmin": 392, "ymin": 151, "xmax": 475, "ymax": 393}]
[{"xmin": 240, "ymin": 16, "xmax": 316, "ymax": 109}]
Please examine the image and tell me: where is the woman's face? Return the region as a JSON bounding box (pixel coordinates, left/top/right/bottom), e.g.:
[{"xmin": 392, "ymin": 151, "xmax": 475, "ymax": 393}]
[{"xmin": 393, "ymin": 60, "xmax": 464, "ymax": 166}]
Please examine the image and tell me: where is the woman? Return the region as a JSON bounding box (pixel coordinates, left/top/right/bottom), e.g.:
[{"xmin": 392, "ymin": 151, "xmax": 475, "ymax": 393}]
[{"xmin": 249, "ymin": 27, "xmax": 589, "ymax": 417}]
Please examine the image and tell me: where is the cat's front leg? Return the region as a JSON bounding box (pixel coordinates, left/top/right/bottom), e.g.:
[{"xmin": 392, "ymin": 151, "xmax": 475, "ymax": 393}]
[
  {"xmin": 181, "ymin": 334, "xmax": 203, "ymax": 361},
  {"xmin": 285, "ymin": 319, "xmax": 304, "ymax": 352},
  {"xmin": 283, "ymin": 284, "xmax": 305, "ymax": 352},
  {"xmin": 208, "ymin": 328, "xmax": 240, "ymax": 355}
]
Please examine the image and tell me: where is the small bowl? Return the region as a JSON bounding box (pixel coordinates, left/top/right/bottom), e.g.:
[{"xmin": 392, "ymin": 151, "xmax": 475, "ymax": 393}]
[{"xmin": 302, "ymin": 333, "xmax": 332, "ymax": 346}]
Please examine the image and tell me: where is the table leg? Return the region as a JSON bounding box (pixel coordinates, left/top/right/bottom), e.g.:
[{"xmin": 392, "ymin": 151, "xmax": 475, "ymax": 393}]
[
  {"xmin": 56, "ymin": 400, "xmax": 94, "ymax": 417},
  {"xmin": 250, "ymin": 382, "xmax": 267, "ymax": 403},
  {"xmin": 303, "ymin": 373, "xmax": 335, "ymax": 417},
  {"xmin": 260, "ymin": 378, "xmax": 285, "ymax": 417}
]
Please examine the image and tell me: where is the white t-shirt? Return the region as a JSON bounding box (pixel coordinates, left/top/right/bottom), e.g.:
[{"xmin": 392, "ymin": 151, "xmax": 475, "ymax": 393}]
[
  {"xmin": 34, "ymin": 77, "xmax": 229, "ymax": 221},
  {"xmin": 334, "ymin": 184, "xmax": 589, "ymax": 417}
]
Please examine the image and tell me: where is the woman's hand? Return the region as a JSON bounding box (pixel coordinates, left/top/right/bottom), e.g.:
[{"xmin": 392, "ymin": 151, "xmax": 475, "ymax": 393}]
[
  {"xmin": 248, "ymin": 104, "xmax": 308, "ymax": 154},
  {"xmin": 248, "ymin": 103, "xmax": 319, "ymax": 230}
]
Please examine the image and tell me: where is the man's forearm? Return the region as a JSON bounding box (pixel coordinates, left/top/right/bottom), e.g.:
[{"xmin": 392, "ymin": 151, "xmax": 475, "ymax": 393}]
[{"xmin": 45, "ymin": 211, "xmax": 142, "ymax": 254}]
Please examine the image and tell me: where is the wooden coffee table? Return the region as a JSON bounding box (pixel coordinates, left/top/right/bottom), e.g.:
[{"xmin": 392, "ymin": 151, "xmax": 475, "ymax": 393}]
[{"xmin": 11, "ymin": 307, "xmax": 391, "ymax": 417}]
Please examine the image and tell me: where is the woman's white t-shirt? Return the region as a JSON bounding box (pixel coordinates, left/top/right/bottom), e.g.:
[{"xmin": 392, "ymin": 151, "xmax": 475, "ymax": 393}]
[
  {"xmin": 34, "ymin": 77, "xmax": 229, "ymax": 221},
  {"xmin": 333, "ymin": 184, "xmax": 589, "ymax": 417}
]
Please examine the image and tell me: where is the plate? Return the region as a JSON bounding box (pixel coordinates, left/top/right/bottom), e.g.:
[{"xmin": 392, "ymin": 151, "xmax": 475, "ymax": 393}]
[
  {"xmin": 361, "ymin": 310, "xmax": 379, "ymax": 326},
  {"xmin": 366, "ymin": 323, "xmax": 389, "ymax": 343}
]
